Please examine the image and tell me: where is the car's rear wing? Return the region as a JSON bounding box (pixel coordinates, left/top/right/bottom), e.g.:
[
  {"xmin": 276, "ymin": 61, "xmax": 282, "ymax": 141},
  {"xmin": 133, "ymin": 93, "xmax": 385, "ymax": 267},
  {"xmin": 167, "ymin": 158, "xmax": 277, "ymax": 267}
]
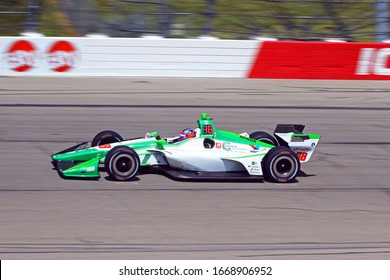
[
  {"xmin": 274, "ymin": 124, "xmax": 305, "ymax": 134},
  {"xmin": 274, "ymin": 124, "xmax": 320, "ymax": 163}
]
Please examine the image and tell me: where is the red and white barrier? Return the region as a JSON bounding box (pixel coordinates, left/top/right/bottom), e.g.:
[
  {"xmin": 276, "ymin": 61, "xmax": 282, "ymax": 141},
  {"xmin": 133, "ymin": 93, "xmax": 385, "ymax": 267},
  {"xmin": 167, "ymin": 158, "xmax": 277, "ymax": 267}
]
[
  {"xmin": 248, "ymin": 41, "xmax": 390, "ymax": 80},
  {"xmin": 2, "ymin": 36, "xmax": 390, "ymax": 79}
]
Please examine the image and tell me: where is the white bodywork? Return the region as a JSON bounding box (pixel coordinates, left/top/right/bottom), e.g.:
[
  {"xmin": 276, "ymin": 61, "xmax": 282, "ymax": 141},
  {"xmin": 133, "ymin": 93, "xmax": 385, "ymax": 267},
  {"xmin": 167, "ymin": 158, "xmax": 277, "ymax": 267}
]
[
  {"xmin": 147, "ymin": 138, "xmax": 270, "ymax": 176},
  {"xmin": 96, "ymin": 130, "xmax": 319, "ymax": 177}
]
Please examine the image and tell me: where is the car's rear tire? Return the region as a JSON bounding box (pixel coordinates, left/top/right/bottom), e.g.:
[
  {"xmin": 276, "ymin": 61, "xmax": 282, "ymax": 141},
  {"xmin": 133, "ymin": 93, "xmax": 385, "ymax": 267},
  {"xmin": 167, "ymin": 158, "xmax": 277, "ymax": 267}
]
[
  {"xmin": 249, "ymin": 131, "xmax": 278, "ymax": 146},
  {"xmin": 92, "ymin": 130, "xmax": 123, "ymax": 147},
  {"xmin": 105, "ymin": 146, "xmax": 140, "ymax": 181},
  {"xmin": 262, "ymin": 146, "xmax": 300, "ymax": 183}
]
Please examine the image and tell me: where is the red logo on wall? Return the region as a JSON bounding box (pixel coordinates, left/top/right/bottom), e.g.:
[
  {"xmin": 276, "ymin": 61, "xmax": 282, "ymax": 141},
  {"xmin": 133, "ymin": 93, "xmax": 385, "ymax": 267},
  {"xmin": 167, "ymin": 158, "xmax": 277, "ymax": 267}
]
[
  {"xmin": 47, "ymin": 41, "xmax": 78, "ymax": 72},
  {"xmin": 5, "ymin": 40, "xmax": 37, "ymax": 72},
  {"xmin": 356, "ymin": 48, "xmax": 390, "ymax": 75}
]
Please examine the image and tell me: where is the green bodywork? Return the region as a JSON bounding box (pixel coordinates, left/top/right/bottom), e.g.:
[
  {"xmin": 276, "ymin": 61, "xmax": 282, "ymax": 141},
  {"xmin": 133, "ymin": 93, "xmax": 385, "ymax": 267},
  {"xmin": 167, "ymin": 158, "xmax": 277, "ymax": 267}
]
[{"xmin": 52, "ymin": 139, "xmax": 158, "ymax": 178}]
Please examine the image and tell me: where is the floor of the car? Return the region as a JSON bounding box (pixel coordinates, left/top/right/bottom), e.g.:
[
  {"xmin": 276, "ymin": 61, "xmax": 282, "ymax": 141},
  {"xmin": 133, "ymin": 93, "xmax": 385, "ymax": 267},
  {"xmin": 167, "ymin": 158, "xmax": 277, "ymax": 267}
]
[{"xmin": 141, "ymin": 166, "xmax": 264, "ymax": 182}]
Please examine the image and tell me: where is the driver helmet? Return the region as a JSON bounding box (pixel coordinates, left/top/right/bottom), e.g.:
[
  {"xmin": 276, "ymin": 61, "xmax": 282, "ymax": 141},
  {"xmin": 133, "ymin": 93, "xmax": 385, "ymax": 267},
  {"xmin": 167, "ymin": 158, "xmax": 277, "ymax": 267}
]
[{"xmin": 178, "ymin": 128, "xmax": 196, "ymax": 140}]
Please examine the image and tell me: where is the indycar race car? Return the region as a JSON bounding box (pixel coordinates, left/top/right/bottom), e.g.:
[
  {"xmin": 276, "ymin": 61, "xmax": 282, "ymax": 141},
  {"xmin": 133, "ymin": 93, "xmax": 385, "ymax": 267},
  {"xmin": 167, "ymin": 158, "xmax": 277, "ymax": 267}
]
[{"xmin": 51, "ymin": 113, "xmax": 320, "ymax": 183}]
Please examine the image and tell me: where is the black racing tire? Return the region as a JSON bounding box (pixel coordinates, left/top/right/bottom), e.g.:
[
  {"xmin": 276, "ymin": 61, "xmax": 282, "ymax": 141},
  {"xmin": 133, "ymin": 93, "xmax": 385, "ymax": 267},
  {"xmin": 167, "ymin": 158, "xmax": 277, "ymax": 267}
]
[
  {"xmin": 104, "ymin": 146, "xmax": 140, "ymax": 181},
  {"xmin": 91, "ymin": 130, "xmax": 123, "ymax": 147},
  {"xmin": 249, "ymin": 131, "xmax": 278, "ymax": 146},
  {"xmin": 262, "ymin": 146, "xmax": 300, "ymax": 183}
]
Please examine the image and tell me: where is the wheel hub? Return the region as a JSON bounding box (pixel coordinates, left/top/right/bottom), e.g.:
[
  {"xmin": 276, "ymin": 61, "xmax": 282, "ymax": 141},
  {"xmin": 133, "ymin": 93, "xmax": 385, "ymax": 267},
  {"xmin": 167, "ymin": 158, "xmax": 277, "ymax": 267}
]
[
  {"xmin": 116, "ymin": 157, "xmax": 131, "ymax": 172},
  {"xmin": 273, "ymin": 156, "xmax": 295, "ymax": 178},
  {"xmin": 112, "ymin": 154, "xmax": 135, "ymax": 176}
]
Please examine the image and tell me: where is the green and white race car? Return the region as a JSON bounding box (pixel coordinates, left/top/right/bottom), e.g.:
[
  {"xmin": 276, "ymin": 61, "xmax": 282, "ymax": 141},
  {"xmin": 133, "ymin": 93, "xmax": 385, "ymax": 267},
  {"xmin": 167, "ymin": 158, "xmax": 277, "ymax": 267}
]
[{"xmin": 51, "ymin": 113, "xmax": 320, "ymax": 183}]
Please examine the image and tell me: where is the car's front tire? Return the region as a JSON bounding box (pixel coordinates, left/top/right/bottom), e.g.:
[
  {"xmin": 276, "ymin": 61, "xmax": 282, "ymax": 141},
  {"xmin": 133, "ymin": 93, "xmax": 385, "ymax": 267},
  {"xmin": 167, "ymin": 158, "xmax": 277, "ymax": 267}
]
[
  {"xmin": 262, "ymin": 146, "xmax": 300, "ymax": 183},
  {"xmin": 105, "ymin": 146, "xmax": 140, "ymax": 181},
  {"xmin": 92, "ymin": 130, "xmax": 123, "ymax": 147}
]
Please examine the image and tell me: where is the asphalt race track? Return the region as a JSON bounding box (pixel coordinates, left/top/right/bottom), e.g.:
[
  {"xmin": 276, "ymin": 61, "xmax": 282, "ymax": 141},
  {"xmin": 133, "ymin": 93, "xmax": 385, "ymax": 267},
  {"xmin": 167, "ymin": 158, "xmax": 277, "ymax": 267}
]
[{"xmin": 0, "ymin": 77, "xmax": 390, "ymax": 259}]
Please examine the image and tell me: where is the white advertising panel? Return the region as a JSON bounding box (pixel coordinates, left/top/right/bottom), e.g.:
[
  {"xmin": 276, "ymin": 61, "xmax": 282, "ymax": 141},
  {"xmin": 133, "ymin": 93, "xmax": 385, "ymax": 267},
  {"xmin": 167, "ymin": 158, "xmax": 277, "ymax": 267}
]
[{"xmin": 0, "ymin": 36, "xmax": 259, "ymax": 77}]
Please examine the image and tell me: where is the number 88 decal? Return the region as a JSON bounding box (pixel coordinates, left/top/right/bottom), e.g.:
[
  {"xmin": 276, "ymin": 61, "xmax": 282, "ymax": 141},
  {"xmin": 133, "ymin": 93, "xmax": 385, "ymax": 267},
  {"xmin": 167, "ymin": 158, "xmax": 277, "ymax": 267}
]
[
  {"xmin": 296, "ymin": 152, "xmax": 308, "ymax": 161},
  {"xmin": 203, "ymin": 125, "xmax": 213, "ymax": 134}
]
